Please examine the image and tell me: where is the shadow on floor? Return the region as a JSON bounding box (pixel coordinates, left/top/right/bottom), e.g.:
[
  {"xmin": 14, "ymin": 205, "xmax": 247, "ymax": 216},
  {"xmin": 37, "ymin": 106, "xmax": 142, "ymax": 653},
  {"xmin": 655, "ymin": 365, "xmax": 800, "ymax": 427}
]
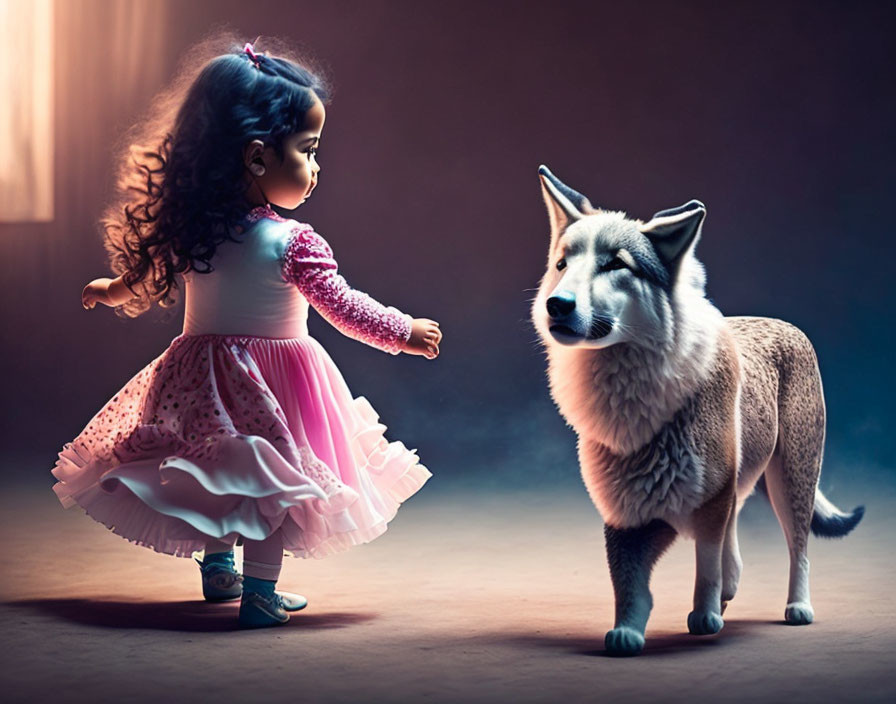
[
  {"xmin": 5, "ymin": 597, "xmax": 378, "ymax": 632},
  {"xmin": 490, "ymin": 618, "xmax": 772, "ymax": 658}
]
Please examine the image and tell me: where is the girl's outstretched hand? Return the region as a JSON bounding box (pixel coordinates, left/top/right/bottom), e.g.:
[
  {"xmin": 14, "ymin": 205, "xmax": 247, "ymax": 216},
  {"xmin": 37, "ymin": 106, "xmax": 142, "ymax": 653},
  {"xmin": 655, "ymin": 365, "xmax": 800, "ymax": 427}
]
[
  {"xmin": 82, "ymin": 276, "xmax": 136, "ymax": 309},
  {"xmin": 404, "ymin": 318, "xmax": 441, "ymax": 359},
  {"xmin": 82, "ymin": 278, "xmax": 113, "ymax": 309}
]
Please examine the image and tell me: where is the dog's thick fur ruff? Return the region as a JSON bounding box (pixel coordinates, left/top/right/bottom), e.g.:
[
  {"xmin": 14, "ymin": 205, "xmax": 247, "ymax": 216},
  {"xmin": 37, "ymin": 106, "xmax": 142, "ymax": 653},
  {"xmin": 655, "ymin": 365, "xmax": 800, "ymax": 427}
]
[{"xmin": 532, "ymin": 166, "xmax": 863, "ymax": 656}]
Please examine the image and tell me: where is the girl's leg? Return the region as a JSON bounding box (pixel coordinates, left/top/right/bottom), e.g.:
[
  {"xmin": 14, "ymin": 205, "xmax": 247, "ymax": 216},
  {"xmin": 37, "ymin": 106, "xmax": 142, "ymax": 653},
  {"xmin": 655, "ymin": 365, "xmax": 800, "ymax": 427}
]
[
  {"xmin": 238, "ymin": 529, "xmax": 306, "ymax": 627},
  {"xmin": 204, "ymin": 537, "xmax": 233, "ymax": 556},
  {"xmin": 242, "ymin": 529, "xmax": 284, "ymax": 582}
]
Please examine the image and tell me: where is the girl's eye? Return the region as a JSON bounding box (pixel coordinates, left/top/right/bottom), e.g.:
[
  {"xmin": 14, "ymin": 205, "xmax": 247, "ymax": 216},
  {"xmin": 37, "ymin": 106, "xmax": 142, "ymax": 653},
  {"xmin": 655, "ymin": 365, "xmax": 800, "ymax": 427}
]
[
  {"xmin": 556, "ymin": 258, "xmax": 567, "ymax": 271},
  {"xmin": 601, "ymin": 256, "xmax": 627, "ymax": 272},
  {"xmin": 306, "ymin": 147, "xmax": 318, "ymax": 158}
]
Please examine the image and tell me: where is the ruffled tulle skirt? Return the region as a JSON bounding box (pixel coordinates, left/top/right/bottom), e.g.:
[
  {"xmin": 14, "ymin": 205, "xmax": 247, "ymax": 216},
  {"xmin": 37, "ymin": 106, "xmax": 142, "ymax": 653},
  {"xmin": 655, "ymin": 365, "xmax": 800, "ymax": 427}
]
[{"xmin": 51, "ymin": 334, "xmax": 431, "ymax": 558}]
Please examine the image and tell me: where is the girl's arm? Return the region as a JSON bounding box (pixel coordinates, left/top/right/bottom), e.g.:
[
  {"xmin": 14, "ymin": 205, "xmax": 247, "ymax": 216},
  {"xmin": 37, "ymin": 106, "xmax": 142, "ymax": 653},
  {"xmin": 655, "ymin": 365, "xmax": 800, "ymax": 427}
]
[
  {"xmin": 82, "ymin": 276, "xmax": 137, "ymax": 309},
  {"xmin": 283, "ymin": 225, "xmax": 441, "ymax": 358}
]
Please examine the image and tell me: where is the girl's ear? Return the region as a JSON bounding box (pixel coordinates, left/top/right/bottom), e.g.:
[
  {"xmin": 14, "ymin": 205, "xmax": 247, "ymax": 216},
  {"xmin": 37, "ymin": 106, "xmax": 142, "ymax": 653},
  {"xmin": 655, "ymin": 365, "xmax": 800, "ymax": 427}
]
[{"xmin": 243, "ymin": 139, "xmax": 267, "ymax": 176}]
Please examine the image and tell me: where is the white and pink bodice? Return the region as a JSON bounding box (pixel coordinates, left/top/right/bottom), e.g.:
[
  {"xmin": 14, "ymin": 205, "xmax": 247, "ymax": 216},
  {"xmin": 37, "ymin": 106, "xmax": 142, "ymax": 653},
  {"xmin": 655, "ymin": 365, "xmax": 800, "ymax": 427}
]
[{"xmin": 182, "ymin": 206, "xmax": 412, "ymax": 353}]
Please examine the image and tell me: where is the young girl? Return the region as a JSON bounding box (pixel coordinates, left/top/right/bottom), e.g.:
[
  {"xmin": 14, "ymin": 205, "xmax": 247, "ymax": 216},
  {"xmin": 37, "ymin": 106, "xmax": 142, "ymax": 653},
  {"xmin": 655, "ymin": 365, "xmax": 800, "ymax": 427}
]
[{"xmin": 53, "ymin": 38, "xmax": 441, "ymax": 628}]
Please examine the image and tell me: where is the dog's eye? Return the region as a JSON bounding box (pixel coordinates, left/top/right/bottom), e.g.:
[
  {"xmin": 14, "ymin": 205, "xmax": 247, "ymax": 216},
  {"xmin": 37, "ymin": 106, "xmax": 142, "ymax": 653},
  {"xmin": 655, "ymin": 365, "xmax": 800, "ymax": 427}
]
[
  {"xmin": 600, "ymin": 256, "xmax": 627, "ymax": 272},
  {"xmin": 556, "ymin": 258, "xmax": 567, "ymax": 271}
]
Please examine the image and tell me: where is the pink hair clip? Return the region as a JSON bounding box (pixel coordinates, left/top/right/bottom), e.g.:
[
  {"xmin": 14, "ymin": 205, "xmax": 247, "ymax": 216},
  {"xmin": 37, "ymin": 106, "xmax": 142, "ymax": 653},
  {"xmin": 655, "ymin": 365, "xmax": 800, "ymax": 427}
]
[{"xmin": 243, "ymin": 41, "xmax": 261, "ymax": 68}]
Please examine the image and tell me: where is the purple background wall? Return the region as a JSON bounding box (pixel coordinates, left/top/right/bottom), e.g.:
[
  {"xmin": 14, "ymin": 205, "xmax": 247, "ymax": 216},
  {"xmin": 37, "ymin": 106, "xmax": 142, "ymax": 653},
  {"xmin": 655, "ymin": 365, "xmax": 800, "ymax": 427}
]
[{"xmin": 2, "ymin": 0, "xmax": 893, "ymax": 487}]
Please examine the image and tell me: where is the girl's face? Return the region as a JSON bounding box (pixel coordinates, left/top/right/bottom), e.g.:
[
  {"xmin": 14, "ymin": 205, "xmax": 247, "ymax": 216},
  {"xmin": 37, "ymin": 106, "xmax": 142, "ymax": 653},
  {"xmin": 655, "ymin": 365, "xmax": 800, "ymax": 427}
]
[{"xmin": 247, "ymin": 96, "xmax": 326, "ymax": 210}]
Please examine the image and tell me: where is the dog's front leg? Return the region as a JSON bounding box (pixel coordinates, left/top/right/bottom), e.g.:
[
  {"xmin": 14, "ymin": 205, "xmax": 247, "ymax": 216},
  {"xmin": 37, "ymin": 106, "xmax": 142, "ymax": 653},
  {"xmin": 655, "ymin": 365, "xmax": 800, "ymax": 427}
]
[
  {"xmin": 604, "ymin": 519, "xmax": 677, "ymax": 656},
  {"xmin": 688, "ymin": 480, "xmax": 736, "ymax": 635}
]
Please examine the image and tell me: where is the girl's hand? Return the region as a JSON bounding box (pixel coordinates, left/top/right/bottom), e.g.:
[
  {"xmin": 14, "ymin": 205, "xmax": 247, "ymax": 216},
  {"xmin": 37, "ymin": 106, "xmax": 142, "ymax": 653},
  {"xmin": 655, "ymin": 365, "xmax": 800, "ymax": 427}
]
[
  {"xmin": 404, "ymin": 318, "xmax": 441, "ymax": 359},
  {"xmin": 82, "ymin": 276, "xmax": 136, "ymax": 309},
  {"xmin": 82, "ymin": 278, "xmax": 112, "ymax": 309}
]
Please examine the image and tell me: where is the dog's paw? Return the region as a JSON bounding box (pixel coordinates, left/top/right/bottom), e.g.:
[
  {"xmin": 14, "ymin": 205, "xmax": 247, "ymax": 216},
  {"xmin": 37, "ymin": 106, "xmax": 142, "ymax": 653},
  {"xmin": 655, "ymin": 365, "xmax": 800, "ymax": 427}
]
[
  {"xmin": 604, "ymin": 626, "xmax": 645, "ymax": 656},
  {"xmin": 687, "ymin": 610, "xmax": 724, "ymax": 635},
  {"xmin": 784, "ymin": 602, "xmax": 814, "ymax": 625}
]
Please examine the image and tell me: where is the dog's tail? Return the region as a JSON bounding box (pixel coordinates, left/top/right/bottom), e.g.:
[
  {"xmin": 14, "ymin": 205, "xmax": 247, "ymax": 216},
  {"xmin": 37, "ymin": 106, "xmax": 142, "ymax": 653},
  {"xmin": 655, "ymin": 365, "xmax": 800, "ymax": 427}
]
[
  {"xmin": 810, "ymin": 489, "xmax": 865, "ymax": 538},
  {"xmin": 755, "ymin": 476, "xmax": 865, "ymax": 538}
]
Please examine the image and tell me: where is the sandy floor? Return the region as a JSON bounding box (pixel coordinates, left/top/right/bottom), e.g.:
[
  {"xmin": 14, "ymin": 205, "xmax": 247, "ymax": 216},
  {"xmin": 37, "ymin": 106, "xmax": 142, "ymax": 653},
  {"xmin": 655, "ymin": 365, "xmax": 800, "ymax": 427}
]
[{"xmin": 0, "ymin": 480, "xmax": 893, "ymax": 703}]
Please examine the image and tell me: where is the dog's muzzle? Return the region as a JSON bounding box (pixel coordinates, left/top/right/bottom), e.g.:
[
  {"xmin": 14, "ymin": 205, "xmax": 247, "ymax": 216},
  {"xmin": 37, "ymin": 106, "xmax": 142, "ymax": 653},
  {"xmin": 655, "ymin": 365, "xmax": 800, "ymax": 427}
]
[
  {"xmin": 547, "ymin": 291, "xmax": 582, "ymax": 339},
  {"xmin": 546, "ymin": 292, "xmax": 614, "ymax": 341}
]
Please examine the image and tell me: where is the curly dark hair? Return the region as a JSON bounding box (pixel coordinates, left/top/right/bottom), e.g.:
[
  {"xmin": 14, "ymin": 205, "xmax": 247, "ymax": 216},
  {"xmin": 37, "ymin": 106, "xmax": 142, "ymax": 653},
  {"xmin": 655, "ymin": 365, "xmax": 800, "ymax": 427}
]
[{"xmin": 102, "ymin": 33, "xmax": 329, "ymax": 317}]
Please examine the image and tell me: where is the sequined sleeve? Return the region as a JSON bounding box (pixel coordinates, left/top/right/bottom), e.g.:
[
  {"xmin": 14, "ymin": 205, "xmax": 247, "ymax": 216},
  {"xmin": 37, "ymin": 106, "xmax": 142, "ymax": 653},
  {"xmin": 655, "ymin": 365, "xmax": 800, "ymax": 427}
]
[{"xmin": 282, "ymin": 224, "xmax": 413, "ymax": 354}]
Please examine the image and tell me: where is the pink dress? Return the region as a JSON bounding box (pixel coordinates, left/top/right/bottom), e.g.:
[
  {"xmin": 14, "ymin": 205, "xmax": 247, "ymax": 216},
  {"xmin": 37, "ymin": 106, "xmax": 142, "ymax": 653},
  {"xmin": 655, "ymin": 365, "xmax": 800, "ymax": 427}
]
[{"xmin": 51, "ymin": 205, "xmax": 431, "ymax": 558}]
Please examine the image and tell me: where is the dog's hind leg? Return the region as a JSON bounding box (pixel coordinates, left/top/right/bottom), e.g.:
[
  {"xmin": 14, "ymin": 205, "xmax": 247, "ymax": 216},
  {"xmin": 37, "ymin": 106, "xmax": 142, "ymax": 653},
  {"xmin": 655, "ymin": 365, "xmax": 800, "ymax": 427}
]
[
  {"xmin": 765, "ymin": 450, "xmax": 816, "ymax": 624},
  {"xmin": 765, "ymin": 340, "xmax": 825, "ymax": 626},
  {"xmin": 603, "ymin": 519, "xmax": 677, "ymax": 656}
]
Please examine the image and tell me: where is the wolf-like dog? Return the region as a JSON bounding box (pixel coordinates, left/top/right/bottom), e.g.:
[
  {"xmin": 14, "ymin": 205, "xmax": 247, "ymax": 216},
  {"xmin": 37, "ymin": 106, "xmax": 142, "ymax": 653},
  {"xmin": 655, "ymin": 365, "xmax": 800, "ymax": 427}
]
[{"xmin": 531, "ymin": 165, "xmax": 864, "ymax": 656}]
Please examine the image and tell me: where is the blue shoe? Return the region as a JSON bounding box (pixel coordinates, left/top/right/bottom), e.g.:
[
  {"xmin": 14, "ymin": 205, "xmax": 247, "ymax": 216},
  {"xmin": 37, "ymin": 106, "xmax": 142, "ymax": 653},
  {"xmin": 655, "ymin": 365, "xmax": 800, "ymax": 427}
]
[
  {"xmin": 195, "ymin": 552, "xmax": 243, "ymax": 602},
  {"xmin": 239, "ymin": 589, "xmax": 290, "ymax": 628},
  {"xmin": 238, "ymin": 579, "xmax": 308, "ymax": 628}
]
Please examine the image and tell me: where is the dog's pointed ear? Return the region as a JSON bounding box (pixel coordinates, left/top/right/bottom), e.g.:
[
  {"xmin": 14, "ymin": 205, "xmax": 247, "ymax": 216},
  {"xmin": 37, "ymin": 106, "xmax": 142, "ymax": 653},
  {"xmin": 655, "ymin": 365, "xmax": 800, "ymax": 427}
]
[
  {"xmin": 538, "ymin": 165, "xmax": 592, "ymax": 242},
  {"xmin": 640, "ymin": 200, "xmax": 706, "ymax": 272}
]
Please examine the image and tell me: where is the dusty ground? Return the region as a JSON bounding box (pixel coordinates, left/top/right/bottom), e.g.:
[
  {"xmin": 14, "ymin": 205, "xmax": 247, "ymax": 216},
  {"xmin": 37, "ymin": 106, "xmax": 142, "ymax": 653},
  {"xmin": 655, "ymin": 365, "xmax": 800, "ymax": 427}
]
[{"xmin": 1, "ymin": 479, "xmax": 893, "ymax": 703}]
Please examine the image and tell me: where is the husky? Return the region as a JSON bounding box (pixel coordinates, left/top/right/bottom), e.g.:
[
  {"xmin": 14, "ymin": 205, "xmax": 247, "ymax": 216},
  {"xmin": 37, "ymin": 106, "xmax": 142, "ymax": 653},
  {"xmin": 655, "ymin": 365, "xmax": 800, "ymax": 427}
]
[{"xmin": 531, "ymin": 165, "xmax": 864, "ymax": 656}]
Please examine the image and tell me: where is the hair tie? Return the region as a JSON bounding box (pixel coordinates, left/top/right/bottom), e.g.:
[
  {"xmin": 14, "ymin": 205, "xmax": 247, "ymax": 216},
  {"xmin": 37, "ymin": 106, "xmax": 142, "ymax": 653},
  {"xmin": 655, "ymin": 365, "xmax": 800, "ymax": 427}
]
[{"xmin": 243, "ymin": 41, "xmax": 262, "ymax": 69}]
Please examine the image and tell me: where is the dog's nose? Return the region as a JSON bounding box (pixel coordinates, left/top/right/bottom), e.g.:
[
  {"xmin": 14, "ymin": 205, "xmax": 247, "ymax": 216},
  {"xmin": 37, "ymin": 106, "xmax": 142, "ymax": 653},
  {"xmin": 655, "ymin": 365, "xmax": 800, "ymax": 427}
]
[{"xmin": 547, "ymin": 291, "xmax": 576, "ymax": 319}]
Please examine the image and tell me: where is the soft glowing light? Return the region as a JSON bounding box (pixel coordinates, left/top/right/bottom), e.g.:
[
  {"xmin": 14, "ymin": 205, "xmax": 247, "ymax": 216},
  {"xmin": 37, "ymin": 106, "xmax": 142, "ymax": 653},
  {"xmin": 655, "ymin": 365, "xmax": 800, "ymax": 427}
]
[{"xmin": 0, "ymin": 0, "xmax": 54, "ymax": 222}]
